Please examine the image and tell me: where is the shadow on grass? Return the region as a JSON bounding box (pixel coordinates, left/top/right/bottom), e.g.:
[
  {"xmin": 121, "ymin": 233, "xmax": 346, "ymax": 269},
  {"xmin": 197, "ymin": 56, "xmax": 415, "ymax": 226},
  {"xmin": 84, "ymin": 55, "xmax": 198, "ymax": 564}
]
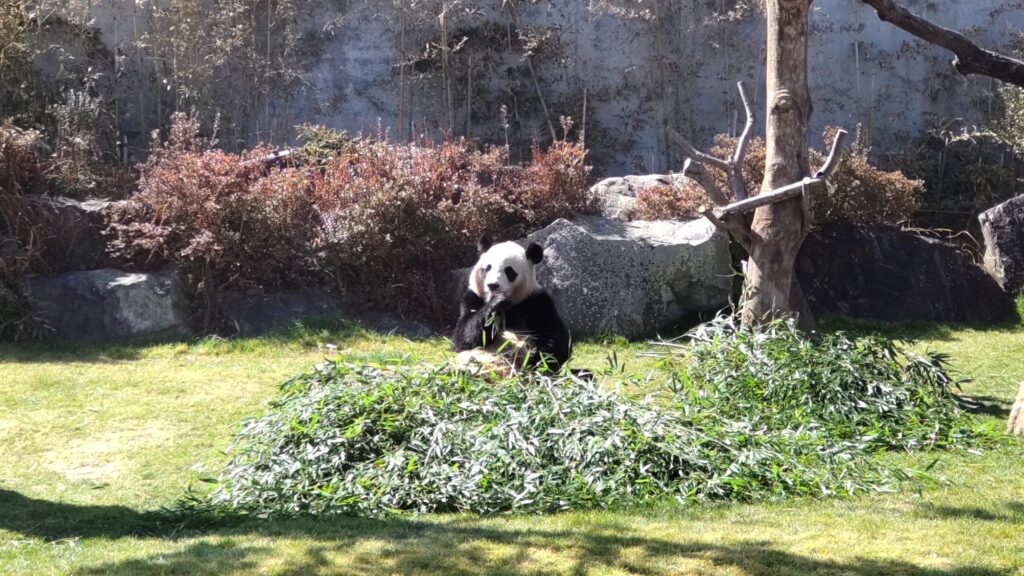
[
  {"xmin": 957, "ymin": 394, "xmax": 1013, "ymax": 419},
  {"xmin": 917, "ymin": 502, "xmax": 1024, "ymax": 524},
  {"xmin": 1, "ymin": 489, "xmax": 1015, "ymax": 576},
  {"xmin": 0, "ymin": 315, "xmax": 441, "ymax": 364},
  {"xmin": 70, "ymin": 523, "xmax": 1011, "ymax": 576},
  {"xmin": 816, "ymin": 315, "xmax": 962, "ymax": 342}
]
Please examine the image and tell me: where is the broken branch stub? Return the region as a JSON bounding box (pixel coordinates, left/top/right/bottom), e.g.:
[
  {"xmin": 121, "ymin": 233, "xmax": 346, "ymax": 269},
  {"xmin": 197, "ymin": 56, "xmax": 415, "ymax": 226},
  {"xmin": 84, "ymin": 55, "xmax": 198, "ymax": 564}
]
[
  {"xmin": 730, "ymin": 81, "xmax": 755, "ymax": 201},
  {"xmin": 683, "ymin": 158, "xmax": 729, "ymax": 207},
  {"xmin": 814, "ymin": 129, "xmax": 849, "ymax": 179},
  {"xmin": 712, "ymin": 128, "xmax": 849, "ymax": 220},
  {"xmin": 668, "ymin": 81, "xmax": 755, "ymax": 204}
]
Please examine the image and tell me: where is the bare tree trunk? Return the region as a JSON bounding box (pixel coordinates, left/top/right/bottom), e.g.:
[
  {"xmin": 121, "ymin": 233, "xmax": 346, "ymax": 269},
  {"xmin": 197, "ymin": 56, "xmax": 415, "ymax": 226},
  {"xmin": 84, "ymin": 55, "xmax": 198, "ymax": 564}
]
[{"xmin": 740, "ymin": 0, "xmax": 813, "ymax": 326}]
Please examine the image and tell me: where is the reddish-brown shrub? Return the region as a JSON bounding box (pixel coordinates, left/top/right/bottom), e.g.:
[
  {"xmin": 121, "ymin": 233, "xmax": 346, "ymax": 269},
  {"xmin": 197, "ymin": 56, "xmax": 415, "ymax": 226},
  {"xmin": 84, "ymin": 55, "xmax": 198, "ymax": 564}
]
[
  {"xmin": 636, "ymin": 128, "xmax": 920, "ymax": 226},
  {"xmin": 313, "ymin": 134, "xmax": 594, "ymax": 320},
  {"xmin": 108, "ymin": 114, "xmax": 322, "ymax": 327},
  {"xmin": 109, "ymin": 116, "xmax": 595, "ymax": 326},
  {"xmin": 814, "ymin": 127, "xmax": 921, "ymax": 226},
  {"xmin": 634, "ymin": 182, "xmax": 708, "ymax": 221}
]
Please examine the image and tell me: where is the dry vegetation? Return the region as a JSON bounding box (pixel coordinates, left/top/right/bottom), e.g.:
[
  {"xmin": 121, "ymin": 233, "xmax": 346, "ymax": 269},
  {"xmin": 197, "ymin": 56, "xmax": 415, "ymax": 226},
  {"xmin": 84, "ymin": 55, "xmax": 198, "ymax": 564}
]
[
  {"xmin": 107, "ymin": 115, "xmax": 594, "ymax": 328},
  {"xmin": 636, "ymin": 128, "xmax": 923, "ymax": 226}
]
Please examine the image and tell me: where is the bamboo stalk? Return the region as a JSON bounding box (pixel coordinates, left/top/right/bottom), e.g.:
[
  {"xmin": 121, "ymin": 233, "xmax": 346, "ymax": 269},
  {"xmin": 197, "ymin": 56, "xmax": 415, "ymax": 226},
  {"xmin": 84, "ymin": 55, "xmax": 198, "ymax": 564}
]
[
  {"xmin": 133, "ymin": 2, "xmax": 145, "ymax": 137},
  {"xmin": 397, "ymin": 3, "xmax": 406, "ymax": 141},
  {"xmin": 465, "ymin": 53, "xmax": 473, "ymax": 137}
]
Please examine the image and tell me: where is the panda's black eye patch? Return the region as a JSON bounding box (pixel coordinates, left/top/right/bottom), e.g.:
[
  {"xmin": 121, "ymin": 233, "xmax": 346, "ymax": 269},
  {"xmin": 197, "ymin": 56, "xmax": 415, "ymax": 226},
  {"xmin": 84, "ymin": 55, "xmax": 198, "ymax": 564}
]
[
  {"xmin": 504, "ymin": 266, "xmax": 518, "ymax": 282},
  {"xmin": 484, "ymin": 264, "xmax": 492, "ymax": 272}
]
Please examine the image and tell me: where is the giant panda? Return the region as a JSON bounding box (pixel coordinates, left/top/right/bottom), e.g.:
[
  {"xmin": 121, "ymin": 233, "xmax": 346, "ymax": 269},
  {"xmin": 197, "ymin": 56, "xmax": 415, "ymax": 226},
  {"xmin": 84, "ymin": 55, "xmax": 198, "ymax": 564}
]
[{"xmin": 452, "ymin": 235, "xmax": 571, "ymax": 374}]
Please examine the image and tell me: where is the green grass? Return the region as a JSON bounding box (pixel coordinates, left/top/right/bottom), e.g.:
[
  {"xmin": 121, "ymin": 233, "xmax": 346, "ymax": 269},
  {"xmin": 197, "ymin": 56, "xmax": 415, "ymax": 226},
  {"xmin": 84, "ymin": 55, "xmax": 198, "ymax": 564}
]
[{"xmin": 1, "ymin": 318, "xmax": 1022, "ymax": 575}]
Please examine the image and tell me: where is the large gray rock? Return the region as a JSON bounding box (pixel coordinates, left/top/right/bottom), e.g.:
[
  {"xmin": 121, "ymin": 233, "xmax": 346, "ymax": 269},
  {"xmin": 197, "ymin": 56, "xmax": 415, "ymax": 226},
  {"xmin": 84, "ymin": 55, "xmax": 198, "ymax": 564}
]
[
  {"xmin": 590, "ymin": 174, "xmax": 689, "ymax": 221},
  {"xmin": 796, "ymin": 224, "xmax": 1015, "ymax": 325},
  {"xmin": 19, "ymin": 268, "xmax": 188, "ymax": 340},
  {"xmin": 451, "ymin": 216, "xmax": 732, "ymax": 339},
  {"xmin": 979, "ymin": 195, "xmax": 1024, "ymax": 295}
]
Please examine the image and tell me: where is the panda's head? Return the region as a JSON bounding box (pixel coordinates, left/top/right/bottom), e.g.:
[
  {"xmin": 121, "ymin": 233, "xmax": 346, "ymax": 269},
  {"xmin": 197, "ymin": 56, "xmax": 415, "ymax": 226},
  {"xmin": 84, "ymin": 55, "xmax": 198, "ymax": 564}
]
[{"xmin": 469, "ymin": 235, "xmax": 544, "ymax": 304}]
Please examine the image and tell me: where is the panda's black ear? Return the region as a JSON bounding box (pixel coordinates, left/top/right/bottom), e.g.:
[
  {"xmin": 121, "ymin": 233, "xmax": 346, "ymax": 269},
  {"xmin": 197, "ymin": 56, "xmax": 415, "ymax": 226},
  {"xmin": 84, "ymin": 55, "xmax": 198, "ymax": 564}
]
[
  {"xmin": 477, "ymin": 235, "xmax": 493, "ymax": 254},
  {"xmin": 526, "ymin": 242, "xmax": 544, "ymax": 264}
]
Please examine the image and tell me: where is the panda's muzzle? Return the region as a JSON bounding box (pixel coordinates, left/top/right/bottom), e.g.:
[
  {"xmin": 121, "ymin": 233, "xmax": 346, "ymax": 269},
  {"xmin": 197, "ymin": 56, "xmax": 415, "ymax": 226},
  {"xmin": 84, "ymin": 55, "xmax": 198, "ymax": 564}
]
[{"xmin": 487, "ymin": 282, "xmax": 501, "ymax": 292}]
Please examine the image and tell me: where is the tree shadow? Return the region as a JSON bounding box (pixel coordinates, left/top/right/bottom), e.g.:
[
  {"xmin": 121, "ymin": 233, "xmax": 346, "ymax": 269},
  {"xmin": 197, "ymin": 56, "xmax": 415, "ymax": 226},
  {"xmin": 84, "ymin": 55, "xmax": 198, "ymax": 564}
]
[
  {"xmin": 917, "ymin": 501, "xmax": 1024, "ymax": 524},
  {"xmin": 70, "ymin": 522, "xmax": 1012, "ymax": 576},
  {"xmin": 816, "ymin": 315, "xmax": 962, "ymax": 342},
  {"xmin": 0, "ymin": 314, "xmax": 439, "ymax": 365},
  {"xmin": 957, "ymin": 394, "xmax": 1012, "ymax": 419},
  {"xmin": 1, "ymin": 490, "xmax": 1014, "ymax": 576},
  {"xmin": 73, "ymin": 541, "xmax": 264, "ymax": 576}
]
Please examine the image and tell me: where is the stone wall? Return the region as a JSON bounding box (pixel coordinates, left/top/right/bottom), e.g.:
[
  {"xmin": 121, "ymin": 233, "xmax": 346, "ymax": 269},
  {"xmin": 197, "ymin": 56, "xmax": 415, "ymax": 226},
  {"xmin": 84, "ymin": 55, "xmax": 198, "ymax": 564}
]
[{"xmin": 39, "ymin": 0, "xmax": 1024, "ymax": 175}]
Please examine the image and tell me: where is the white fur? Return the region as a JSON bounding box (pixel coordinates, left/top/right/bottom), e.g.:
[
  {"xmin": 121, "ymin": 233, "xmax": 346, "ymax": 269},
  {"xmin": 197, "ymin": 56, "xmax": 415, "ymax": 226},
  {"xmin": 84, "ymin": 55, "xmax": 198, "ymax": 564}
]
[{"xmin": 468, "ymin": 241, "xmax": 539, "ymax": 304}]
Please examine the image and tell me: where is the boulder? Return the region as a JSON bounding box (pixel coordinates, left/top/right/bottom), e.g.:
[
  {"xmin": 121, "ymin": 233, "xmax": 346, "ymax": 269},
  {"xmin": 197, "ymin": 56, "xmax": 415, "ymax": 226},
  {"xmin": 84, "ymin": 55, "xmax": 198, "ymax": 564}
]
[
  {"xmin": 8, "ymin": 195, "xmax": 125, "ymax": 272},
  {"xmin": 590, "ymin": 174, "xmax": 688, "ymax": 221},
  {"xmin": 453, "ymin": 216, "xmax": 733, "ymax": 339},
  {"xmin": 979, "ymin": 194, "xmax": 1024, "ymax": 295},
  {"xmin": 796, "ymin": 223, "xmax": 1015, "ymax": 325},
  {"xmin": 220, "ymin": 290, "xmax": 436, "ymax": 339},
  {"xmin": 19, "ymin": 268, "xmax": 188, "ymax": 340}
]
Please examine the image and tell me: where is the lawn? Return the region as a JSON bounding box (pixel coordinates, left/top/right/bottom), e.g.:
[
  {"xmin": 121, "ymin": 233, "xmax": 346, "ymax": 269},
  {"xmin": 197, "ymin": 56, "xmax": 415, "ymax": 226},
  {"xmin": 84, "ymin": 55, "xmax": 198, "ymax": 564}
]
[{"xmin": 1, "ymin": 319, "xmax": 1022, "ymax": 576}]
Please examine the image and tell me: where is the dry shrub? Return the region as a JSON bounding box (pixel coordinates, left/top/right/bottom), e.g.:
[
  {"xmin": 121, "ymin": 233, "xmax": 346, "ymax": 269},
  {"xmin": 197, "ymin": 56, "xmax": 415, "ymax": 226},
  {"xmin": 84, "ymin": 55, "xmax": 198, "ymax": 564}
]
[
  {"xmin": 314, "ymin": 131, "xmax": 594, "ymax": 321},
  {"xmin": 108, "ymin": 114, "xmax": 322, "ymax": 328},
  {"xmin": 109, "ymin": 115, "xmax": 595, "ymax": 327},
  {"xmin": 636, "ymin": 128, "xmax": 920, "ymax": 226},
  {"xmin": 815, "ymin": 127, "xmax": 921, "ymax": 226},
  {"xmin": 0, "ymin": 123, "xmax": 50, "ymax": 195},
  {"xmin": 634, "ymin": 182, "xmax": 708, "ymax": 220}
]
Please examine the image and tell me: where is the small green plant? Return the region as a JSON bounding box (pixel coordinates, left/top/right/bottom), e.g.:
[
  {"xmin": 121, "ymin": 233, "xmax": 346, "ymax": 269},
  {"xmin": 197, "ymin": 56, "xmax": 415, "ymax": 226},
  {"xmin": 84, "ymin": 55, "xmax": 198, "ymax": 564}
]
[
  {"xmin": 190, "ymin": 317, "xmax": 990, "ymax": 518},
  {"xmin": 1016, "ymin": 294, "xmax": 1024, "ymax": 326},
  {"xmin": 290, "ymin": 124, "xmax": 356, "ymax": 166}
]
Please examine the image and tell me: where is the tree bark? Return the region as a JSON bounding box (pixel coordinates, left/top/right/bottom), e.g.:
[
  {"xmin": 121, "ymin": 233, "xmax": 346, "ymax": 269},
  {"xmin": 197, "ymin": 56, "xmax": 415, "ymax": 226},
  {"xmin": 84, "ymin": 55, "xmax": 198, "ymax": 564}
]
[{"xmin": 740, "ymin": 0, "xmax": 813, "ymax": 326}]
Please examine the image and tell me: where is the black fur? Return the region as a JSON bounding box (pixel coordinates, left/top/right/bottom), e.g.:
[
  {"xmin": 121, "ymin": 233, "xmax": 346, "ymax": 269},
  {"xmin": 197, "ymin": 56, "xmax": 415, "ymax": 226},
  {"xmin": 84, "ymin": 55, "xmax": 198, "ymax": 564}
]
[
  {"xmin": 452, "ymin": 289, "xmax": 571, "ymax": 371},
  {"xmin": 477, "ymin": 235, "xmax": 494, "ymax": 254},
  {"xmin": 525, "ymin": 242, "xmax": 544, "ymax": 264}
]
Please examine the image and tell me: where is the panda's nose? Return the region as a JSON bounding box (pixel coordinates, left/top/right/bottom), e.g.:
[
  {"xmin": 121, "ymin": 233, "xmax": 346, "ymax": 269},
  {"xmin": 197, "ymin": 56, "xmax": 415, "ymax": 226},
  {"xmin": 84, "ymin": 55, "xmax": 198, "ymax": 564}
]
[{"xmin": 487, "ymin": 282, "xmax": 501, "ymax": 291}]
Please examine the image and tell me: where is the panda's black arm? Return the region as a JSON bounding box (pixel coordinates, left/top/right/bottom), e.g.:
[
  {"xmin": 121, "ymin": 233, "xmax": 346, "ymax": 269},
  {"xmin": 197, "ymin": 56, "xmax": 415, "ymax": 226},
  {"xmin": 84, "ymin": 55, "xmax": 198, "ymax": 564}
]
[
  {"xmin": 515, "ymin": 292, "xmax": 572, "ymax": 367},
  {"xmin": 452, "ymin": 290, "xmax": 502, "ymax": 351}
]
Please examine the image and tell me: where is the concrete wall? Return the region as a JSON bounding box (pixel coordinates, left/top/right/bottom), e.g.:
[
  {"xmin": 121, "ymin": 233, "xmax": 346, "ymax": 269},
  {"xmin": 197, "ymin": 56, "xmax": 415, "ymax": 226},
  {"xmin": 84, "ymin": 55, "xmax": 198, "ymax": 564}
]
[{"xmin": 48, "ymin": 0, "xmax": 1024, "ymax": 175}]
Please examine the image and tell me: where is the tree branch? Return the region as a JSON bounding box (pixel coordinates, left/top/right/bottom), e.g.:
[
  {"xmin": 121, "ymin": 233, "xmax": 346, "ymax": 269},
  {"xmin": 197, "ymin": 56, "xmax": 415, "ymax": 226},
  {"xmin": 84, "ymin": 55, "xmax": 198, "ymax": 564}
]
[
  {"xmin": 668, "ymin": 128, "xmax": 729, "ymax": 172},
  {"xmin": 814, "ymin": 129, "xmax": 848, "ymax": 179},
  {"xmin": 860, "ymin": 0, "xmax": 1024, "ymax": 87},
  {"xmin": 714, "ymin": 178, "xmax": 827, "ymax": 219},
  {"xmin": 730, "ymin": 81, "xmax": 755, "ymax": 200},
  {"xmin": 682, "ymin": 158, "xmax": 729, "ymax": 207},
  {"xmin": 702, "ymin": 207, "xmax": 751, "ymax": 251}
]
